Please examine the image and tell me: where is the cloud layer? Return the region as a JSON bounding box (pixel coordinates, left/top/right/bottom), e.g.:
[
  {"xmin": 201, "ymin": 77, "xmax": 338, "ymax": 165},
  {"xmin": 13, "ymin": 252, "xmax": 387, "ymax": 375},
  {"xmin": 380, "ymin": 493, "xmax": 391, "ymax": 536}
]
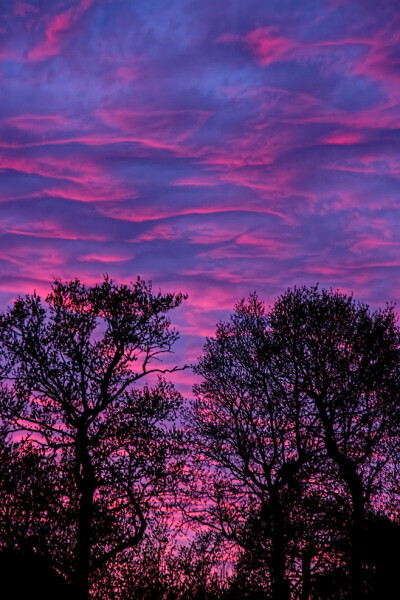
[{"xmin": 2, "ymin": 0, "xmax": 400, "ymax": 381}]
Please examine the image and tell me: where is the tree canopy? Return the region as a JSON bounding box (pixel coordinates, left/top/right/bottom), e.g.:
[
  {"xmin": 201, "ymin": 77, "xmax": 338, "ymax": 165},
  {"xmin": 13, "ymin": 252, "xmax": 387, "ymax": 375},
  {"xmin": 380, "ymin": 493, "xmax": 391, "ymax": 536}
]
[
  {"xmin": 0, "ymin": 276, "xmax": 186, "ymax": 600},
  {"xmin": 187, "ymin": 286, "xmax": 400, "ymax": 600}
]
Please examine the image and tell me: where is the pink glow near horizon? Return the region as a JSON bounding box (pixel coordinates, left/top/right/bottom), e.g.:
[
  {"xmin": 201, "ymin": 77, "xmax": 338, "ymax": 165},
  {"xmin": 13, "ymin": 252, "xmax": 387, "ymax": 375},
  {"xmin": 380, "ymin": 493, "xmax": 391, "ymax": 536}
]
[{"xmin": 1, "ymin": 0, "xmax": 400, "ymax": 386}]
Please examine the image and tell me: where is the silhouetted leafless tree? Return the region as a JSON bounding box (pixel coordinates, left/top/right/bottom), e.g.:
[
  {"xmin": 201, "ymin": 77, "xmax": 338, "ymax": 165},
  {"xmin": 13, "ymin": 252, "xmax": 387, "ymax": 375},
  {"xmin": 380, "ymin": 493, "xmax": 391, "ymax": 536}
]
[
  {"xmin": 187, "ymin": 287, "xmax": 400, "ymax": 600},
  {"xmin": 187, "ymin": 294, "xmax": 317, "ymax": 600},
  {"xmin": 0, "ymin": 276, "xmax": 186, "ymax": 600},
  {"xmin": 270, "ymin": 286, "xmax": 400, "ymax": 598}
]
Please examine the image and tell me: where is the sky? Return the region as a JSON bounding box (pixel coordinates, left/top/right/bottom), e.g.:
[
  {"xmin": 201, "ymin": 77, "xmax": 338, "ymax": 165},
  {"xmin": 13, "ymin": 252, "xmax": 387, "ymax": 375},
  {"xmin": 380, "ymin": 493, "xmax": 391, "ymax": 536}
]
[{"xmin": 1, "ymin": 0, "xmax": 400, "ymax": 383}]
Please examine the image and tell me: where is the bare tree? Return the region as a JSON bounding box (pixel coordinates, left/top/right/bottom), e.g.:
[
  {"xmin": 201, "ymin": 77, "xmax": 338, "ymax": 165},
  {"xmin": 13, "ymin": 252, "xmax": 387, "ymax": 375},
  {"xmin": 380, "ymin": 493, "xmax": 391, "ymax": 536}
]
[
  {"xmin": 270, "ymin": 286, "xmax": 400, "ymax": 598},
  {"xmin": 187, "ymin": 287, "xmax": 400, "ymax": 600},
  {"xmin": 0, "ymin": 276, "xmax": 186, "ymax": 600},
  {"xmin": 187, "ymin": 294, "xmax": 316, "ymax": 600}
]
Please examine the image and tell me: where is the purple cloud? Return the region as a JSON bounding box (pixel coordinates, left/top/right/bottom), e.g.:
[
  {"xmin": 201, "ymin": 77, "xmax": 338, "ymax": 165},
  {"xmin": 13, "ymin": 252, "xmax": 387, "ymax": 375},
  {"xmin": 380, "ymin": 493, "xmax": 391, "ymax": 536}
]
[{"xmin": 1, "ymin": 0, "xmax": 400, "ymax": 369}]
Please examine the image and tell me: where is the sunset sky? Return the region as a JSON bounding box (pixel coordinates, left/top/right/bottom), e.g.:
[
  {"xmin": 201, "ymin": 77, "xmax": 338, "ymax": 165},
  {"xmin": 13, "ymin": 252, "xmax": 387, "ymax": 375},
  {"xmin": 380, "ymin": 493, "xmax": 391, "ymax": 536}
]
[{"xmin": 2, "ymin": 0, "xmax": 400, "ymax": 383}]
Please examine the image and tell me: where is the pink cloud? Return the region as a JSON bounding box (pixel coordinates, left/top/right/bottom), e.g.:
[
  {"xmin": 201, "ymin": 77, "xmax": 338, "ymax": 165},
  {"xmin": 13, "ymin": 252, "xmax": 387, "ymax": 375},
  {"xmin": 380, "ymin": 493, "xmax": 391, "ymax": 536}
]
[
  {"xmin": 0, "ymin": 153, "xmax": 131, "ymax": 203},
  {"xmin": 3, "ymin": 245, "xmax": 66, "ymax": 268},
  {"xmin": 174, "ymin": 281, "xmax": 237, "ymax": 312},
  {"xmin": 132, "ymin": 219, "xmax": 293, "ymax": 259},
  {"xmin": 97, "ymin": 107, "xmax": 210, "ymax": 148},
  {"xmin": 343, "ymin": 110, "xmax": 395, "ymax": 129},
  {"xmin": 6, "ymin": 220, "xmax": 107, "ymax": 242},
  {"xmin": 197, "ymin": 238, "xmax": 290, "ymax": 261},
  {"xmin": 323, "ymin": 131, "xmax": 365, "ymax": 145},
  {"xmin": 0, "ymin": 153, "xmax": 100, "ymax": 184},
  {"xmin": 350, "ymin": 25, "xmax": 400, "ymax": 85},
  {"xmin": 350, "ymin": 237, "xmax": 400, "ymax": 254},
  {"xmin": 28, "ymin": 0, "xmax": 95, "ymax": 61},
  {"xmin": 133, "ymin": 220, "xmax": 246, "ymax": 246},
  {"xmin": 188, "ymin": 227, "xmax": 238, "ymax": 246},
  {"xmin": 0, "ymin": 245, "xmax": 78, "ymax": 292},
  {"xmin": 176, "ymin": 305, "xmax": 222, "ymax": 341},
  {"xmin": 43, "ymin": 181, "xmax": 134, "ymax": 204},
  {"xmin": 303, "ymin": 251, "xmax": 400, "ymax": 286},
  {"xmin": 218, "ymin": 27, "xmax": 293, "ymax": 67},
  {"xmin": 322, "ymin": 151, "xmax": 400, "ymax": 183},
  {"xmin": 302, "ymin": 264, "xmax": 343, "ymax": 277},
  {"xmin": 183, "ymin": 267, "xmax": 248, "ymax": 286},
  {"xmin": 134, "ymin": 224, "xmax": 183, "ymax": 243},
  {"xmin": 163, "ymin": 368, "xmax": 199, "ymax": 388},
  {"xmin": 98, "ymin": 203, "xmax": 287, "ymax": 224},
  {"xmin": 0, "ymin": 277, "xmax": 52, "ymax": 298},
  {"xmin": 236, "ymin": 233, "xmax": 291, "ymax": 256},
  {"xmin": 133, "ymin": 220, "xmax": 242, "ymax": 245},
  {"xmin": 0, "ymin": 134, "xmax": 183, "ymax": 150},
  {"xmin": 244, "ymin": 27, "xmax": 293, "ymax": 66},
  {"xmin": 78, "ymin": 253, "xmax": 133, "ymax": 263},
  {"xmin": 6, "ymin": 114, "xmax": 70, "ymax": 134}
]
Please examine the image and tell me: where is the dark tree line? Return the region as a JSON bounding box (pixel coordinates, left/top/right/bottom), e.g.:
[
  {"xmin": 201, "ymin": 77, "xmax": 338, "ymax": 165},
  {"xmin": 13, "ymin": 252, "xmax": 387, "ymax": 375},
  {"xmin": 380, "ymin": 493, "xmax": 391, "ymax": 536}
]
[{"xmin": 0, "ymin": 278, "xmax": 399, "ymax": 599}]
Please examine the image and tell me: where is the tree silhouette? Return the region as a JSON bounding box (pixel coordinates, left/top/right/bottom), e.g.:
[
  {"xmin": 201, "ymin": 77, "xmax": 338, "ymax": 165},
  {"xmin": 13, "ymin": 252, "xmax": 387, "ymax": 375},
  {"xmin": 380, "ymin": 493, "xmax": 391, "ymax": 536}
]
[
  {"xmin": 187, "ymin": 294, "xmax": 316, "ymax": 600},
  {"xmin": 188, "ymin": 287, "xmax": 400, "ymax": 599},
  {"xmin": 0, "ymin": 276, "xmax": 186, "ymax": 600},
  {"xmin": 270, "ymin": 286, "xmax": 400, "ymax": 598}
]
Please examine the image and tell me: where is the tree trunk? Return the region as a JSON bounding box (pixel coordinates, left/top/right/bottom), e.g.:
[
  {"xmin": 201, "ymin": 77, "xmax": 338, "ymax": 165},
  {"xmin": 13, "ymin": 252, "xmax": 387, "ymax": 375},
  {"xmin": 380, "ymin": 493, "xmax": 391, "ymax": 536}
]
[
  {"xmin": 269, "ymin": 493, "xmax": 290, "ymax": 600},
  {"xmin": 348, "ymin": 478, "xmax": 365, "ymax": 600},
  {"xmin": 315, "ymin": 398, "xmax": 366, "ymax": 600},
  {"xmin": 74, "ymin": 426, "xmax": 95, "ymax": 600}
]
